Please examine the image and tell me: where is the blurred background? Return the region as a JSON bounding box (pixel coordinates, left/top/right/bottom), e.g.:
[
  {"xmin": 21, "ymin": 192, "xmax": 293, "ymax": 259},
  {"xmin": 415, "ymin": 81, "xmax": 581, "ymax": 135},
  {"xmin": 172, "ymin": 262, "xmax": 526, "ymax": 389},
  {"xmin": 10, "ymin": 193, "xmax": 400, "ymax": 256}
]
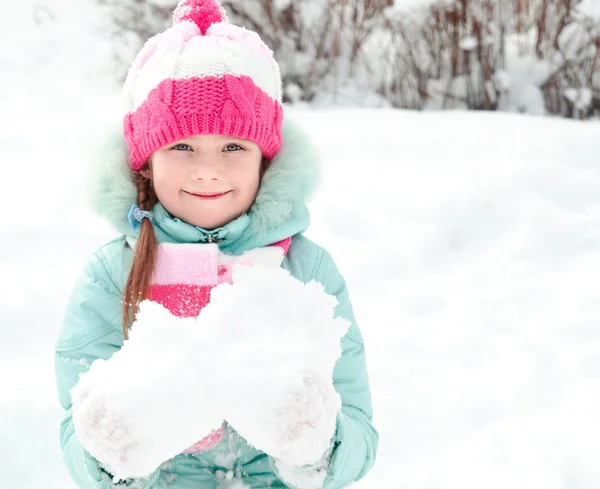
[
  {"xmin": 100, "ymin": 0, "xmax": 600, "ymax": 115},
  {"xmin": 2, "ymin": 1, "xmax": 600, "ymax": 488}
]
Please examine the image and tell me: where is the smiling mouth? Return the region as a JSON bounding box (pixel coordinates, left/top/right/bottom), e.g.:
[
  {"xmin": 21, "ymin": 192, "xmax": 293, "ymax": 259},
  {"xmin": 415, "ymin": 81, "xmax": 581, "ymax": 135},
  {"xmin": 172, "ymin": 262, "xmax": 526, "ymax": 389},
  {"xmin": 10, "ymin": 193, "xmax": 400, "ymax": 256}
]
[{"xmin": 184, "ymin": 190, "xmax": 232, "ymax": 200}]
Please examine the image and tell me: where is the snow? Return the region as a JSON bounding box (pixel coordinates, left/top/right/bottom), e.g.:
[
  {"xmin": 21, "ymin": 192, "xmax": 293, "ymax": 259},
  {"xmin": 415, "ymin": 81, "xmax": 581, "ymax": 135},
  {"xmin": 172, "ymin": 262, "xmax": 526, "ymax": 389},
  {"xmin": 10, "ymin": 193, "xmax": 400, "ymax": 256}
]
[
  {"xmin": 459, "ymin": 36, "xmax": 477, "ymax": 51},
  {"xmin": 71, "ymin": 265, "xmax": 348, "ymax": 480},
  {"xmin": 494, "ymin": 70, "xmax": 511, "ymax": 91},
  {"xmin": 297, "ymin": 0, "xmax": 327, "ymax": 29},
  {"xmin": 301, "ymin": 109, "xmax": 600, "ymax": 489},
  {"xmin": 273, "ymin": 0, "xmax": 293, "ymax": 12},
  {"xmin": 387, "ymin": 0, "xmax": 450, "ymax": 14},
  {"xmin": 577, "ymin": 0, "xmax": 600, "ymax": 19},
  {"xmin": 494, "ymin": 48, "xmax": 550, "ymax": 116},
  {"xmin": 3, "ymin": 1, "xmax": 600, "ymax": 489},
  {"xmin": 272, "ymin": 456, "xmax": 329, "ymax": 489},
  {"xmin": 565, "ymin": 87, "xmax": 594, "ymax": 111}
]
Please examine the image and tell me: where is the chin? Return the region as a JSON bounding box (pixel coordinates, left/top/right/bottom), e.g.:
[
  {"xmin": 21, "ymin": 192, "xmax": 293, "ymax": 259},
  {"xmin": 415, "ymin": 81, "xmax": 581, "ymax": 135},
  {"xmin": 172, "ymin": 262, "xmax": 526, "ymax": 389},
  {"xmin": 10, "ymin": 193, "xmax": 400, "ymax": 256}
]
[{"xmin": 191, "ymin": 216, "xmax": 229, "ymax": 230}]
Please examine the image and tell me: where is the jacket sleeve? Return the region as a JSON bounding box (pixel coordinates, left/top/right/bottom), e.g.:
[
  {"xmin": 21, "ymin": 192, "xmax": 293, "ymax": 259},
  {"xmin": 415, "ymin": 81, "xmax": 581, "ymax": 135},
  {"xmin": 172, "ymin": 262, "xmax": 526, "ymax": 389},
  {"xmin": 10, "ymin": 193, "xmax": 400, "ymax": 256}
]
[
  {"xmin": 270, "ymin": 247, "xmax": 379, "ymax": 489},
  {"xmin": 54, "ymin": 250, "xmax": 160, "ymax": 489}
]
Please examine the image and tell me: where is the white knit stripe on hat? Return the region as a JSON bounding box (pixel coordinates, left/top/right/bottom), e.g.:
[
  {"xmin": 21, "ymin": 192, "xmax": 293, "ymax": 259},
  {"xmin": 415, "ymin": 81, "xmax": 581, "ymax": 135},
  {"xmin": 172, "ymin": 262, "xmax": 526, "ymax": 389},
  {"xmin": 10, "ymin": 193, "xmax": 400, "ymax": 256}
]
[{"xmin": 122, "ymin": 22, "xmax": 282, "ymax": 114}]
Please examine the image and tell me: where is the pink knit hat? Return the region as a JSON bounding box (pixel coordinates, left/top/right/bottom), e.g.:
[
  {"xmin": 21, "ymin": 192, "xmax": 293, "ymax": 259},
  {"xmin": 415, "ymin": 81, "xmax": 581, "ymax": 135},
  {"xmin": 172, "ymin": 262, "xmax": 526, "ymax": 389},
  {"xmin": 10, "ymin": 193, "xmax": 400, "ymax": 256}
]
[{"xmin": 121, "ymin": 0, "xmax": 284, "ymax": 171}]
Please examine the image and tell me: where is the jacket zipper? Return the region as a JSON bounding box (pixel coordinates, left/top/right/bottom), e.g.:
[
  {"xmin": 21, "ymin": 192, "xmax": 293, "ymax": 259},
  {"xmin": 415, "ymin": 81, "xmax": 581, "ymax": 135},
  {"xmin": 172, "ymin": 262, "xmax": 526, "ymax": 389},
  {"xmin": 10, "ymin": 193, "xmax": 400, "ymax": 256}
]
[{"xmin": 206, "ymin": 233, "xmax": 224, "ymax": 243}]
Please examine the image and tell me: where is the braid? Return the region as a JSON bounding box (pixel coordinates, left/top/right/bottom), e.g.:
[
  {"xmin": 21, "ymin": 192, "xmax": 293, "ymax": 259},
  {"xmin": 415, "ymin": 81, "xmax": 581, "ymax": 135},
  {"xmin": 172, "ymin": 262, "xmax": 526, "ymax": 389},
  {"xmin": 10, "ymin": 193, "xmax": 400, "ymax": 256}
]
[
  {"xmin": 135, "ymin": 171, "xmax": 158, "ymax": 211},
  {"xmin": 122, "ymin": 165, "xmax": 159, "ymax": 339}
]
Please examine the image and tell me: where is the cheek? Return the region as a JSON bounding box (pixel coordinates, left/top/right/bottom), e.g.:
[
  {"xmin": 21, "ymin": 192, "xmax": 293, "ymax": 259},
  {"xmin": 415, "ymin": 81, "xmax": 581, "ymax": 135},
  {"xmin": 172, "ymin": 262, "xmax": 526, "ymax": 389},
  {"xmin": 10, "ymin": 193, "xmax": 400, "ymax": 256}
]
[
  {"xmin": 237, "ymin": 159, "xmax": 261, "ymax": 194},
  {"xmin": 153, "ymin": 164, "xmax": 182, "ymax": 196},
  {"xmin": 240, "ymin": 171, "xmax": 260, "ymax": 198}
]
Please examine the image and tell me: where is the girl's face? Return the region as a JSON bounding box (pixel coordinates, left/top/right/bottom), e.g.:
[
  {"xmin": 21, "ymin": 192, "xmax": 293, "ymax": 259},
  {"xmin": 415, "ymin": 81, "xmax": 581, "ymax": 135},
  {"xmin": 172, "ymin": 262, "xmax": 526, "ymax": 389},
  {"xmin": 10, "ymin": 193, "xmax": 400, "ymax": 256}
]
[{"xmin": 144, "ymin": 134, "xmax": 262, "ymax": 230}]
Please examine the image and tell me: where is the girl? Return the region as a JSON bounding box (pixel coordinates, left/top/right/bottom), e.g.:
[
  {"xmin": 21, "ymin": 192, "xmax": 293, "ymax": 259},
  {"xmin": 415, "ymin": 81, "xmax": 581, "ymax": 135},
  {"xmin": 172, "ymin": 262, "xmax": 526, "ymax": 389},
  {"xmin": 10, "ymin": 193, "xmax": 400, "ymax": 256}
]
[{"xmin": 54, "ymin": 1, "xmax": 378, "ymax": 488}]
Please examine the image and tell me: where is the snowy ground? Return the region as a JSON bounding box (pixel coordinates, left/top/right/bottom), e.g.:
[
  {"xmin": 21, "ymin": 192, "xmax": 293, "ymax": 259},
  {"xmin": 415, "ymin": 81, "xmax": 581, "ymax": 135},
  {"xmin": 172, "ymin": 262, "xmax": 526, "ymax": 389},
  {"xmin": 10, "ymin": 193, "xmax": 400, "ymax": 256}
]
[{"xmin": 2, "ymin": 1, "xmax": 600, "ymax": 489}]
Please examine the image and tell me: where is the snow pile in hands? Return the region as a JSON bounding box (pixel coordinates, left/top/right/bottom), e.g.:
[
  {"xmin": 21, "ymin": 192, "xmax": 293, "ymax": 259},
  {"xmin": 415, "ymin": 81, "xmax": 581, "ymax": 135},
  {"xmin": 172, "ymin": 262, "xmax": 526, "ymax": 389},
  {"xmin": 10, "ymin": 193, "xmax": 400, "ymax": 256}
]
[
  {"xmin": 70, "ymin": 300, "xmax": 225, "ymax": 480},
  {"xmin": 71, "ymin": 264, "xmax": 349, "ymax": 481}
]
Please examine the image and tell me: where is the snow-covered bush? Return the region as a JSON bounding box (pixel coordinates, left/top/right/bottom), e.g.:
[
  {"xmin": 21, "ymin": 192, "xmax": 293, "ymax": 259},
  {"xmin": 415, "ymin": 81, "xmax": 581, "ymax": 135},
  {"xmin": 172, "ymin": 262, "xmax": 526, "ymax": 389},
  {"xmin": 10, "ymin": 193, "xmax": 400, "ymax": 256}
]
[{"xmin": 380, "ymin": 0, "xmax": 600, "ymax": 118}]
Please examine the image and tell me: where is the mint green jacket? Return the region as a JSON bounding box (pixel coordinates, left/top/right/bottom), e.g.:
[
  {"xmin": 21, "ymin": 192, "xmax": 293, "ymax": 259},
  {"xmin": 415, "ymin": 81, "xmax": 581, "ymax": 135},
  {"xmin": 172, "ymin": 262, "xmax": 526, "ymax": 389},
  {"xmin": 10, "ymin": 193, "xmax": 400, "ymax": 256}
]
[{"xmin": 55, "ymin": 118, "xmax": 378, "ymax": 489}]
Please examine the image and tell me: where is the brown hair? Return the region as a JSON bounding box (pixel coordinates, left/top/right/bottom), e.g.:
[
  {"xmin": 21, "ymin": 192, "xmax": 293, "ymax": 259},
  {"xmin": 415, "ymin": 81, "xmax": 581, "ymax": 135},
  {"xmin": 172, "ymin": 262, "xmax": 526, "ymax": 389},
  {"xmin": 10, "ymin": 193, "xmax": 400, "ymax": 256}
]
[
  {"xmin": 122, "ymin": 164, "xmax": 159, "ymax": 338},
  {"xmin": 121, "ymin": 156, "xmax": 271, "ymax": 339}
]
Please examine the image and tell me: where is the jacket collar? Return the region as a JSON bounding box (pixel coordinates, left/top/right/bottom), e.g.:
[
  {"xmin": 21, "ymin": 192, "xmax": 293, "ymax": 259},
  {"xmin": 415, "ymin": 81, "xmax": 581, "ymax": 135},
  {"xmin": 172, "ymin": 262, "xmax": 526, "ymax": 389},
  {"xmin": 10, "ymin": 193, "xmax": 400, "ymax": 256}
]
[{"xmin": 151, "ymin": 203, "xmax": 250, "ymax": 246}]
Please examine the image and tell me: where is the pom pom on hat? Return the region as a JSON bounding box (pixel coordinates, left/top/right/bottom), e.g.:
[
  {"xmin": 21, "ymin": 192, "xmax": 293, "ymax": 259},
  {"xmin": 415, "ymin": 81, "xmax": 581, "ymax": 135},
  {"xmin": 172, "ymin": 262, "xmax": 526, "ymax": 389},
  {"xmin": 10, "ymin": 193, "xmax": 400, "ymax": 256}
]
[{"xmin": 173, "ymin": 0, "xmax": 228, "ymax": 34}]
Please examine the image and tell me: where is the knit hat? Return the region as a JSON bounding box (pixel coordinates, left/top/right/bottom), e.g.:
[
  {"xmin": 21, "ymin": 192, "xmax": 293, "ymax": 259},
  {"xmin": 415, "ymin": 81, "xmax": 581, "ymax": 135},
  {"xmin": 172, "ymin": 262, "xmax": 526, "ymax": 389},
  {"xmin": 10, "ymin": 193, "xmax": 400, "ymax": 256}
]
[{"xmin": 121, "ymin": 0, "xmax": 284, "ymax": 171}]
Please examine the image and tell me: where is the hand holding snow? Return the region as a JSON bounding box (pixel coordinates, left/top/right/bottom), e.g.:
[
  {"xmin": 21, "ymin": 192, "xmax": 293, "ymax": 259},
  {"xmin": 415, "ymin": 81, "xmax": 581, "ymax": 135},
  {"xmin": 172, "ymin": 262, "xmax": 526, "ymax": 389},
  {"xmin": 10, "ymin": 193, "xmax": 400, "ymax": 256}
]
[
  {"xmin": 208, "ymin": 265, "xmax": 349, "ymax": 466},
  {"xmin": 71, "ymin": 264, "xmax": 349, "ymax": 480},
  {"xmin": 226, "ymin": 368, "xmax": 341, "ymax": 466},
  {"xmin": 70, "ymin": 300, "xmax": 225, "ymax": 480}
]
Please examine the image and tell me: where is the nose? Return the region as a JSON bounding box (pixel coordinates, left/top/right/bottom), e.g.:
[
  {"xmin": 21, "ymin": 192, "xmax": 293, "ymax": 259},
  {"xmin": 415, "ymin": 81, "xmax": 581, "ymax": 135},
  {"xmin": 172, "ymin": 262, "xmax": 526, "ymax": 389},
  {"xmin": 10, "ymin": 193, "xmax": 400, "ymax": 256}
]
[{"xmin": 189, "ymin": 154, "xmax": 221, "ymax": 181}]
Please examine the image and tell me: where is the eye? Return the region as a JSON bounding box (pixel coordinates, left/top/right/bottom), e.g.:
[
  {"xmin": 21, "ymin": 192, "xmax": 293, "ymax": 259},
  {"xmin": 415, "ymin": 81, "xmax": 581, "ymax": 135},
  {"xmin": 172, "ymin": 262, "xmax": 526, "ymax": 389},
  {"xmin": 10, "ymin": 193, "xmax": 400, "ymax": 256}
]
[
  {"xmin": 171, "ymin": 143, "xmax": 192, "ymax": 151},
  {"xmin": 223, "ymin": 143, "xmax": 243, "ymax": 152}
]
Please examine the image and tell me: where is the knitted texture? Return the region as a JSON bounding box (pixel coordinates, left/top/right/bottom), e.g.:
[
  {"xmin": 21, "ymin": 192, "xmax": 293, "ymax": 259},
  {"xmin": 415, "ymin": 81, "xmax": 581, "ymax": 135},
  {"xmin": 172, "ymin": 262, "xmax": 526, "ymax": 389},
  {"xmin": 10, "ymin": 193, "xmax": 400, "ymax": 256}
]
[
  {"xmin": 148, "ymin": 237, "xmax": 292, "ymax": 453},
  {"xmin": 124, "ymin": 76, "xmax": 283, "ymax": 171},
  {"xmin": 121, "ymin": 0, "xmax": 283, "ymax": 170}
]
